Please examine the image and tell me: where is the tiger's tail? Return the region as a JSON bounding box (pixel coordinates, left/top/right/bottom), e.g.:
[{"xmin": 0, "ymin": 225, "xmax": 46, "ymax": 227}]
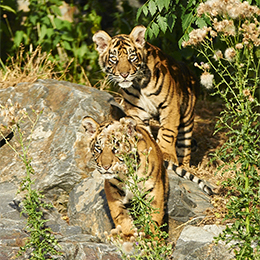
[{"xmin": 164, "ymin": 161, "xmax": 214, "ymax": 196}]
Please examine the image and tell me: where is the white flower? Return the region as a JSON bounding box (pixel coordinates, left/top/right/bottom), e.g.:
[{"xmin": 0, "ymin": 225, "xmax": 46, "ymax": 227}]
[
  {"xmin": 224, "ymin": 47, "xmax": 236, "ymax": 62},
  {"xmin": 213, "ymin": 50, "xmax": 223, "ymax": 61},
  {"xmin": 122, "ymin": 241, "xmax": 134, "ymax": 255},
  {"xmin": 200, "ymin": 72, "xmax": 214, "ymax": 89}
]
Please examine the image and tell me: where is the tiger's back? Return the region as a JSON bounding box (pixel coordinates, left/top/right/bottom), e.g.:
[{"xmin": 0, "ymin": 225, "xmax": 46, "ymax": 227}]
[{"xmin": 93, "ymin": 25, "xmax": 200, "ymax": 167}]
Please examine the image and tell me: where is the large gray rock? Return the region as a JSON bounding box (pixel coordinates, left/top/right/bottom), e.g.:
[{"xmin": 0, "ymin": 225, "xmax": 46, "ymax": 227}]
[
  {"xmin": 172, "ymin": 225, "xmax": 234, "ymax": 259},
  {"xmin": 0, "ymin": 79, "xmax": 121, "ymax": 197}
]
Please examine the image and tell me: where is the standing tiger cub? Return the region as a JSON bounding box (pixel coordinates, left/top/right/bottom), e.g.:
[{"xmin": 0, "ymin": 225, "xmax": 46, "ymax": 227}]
[
  {"xmin": 93, "ymin": 25, "xmax": 200, "ymax": 167},
  {"xmin": 82, "ymin": 116, "xmax": 169, "ymax": 239}
]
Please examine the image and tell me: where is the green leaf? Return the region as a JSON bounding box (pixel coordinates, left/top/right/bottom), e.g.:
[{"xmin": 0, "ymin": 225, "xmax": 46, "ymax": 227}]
[
  {"xmin": 0, "ymin": 5, "xmax": 16, "ymax": 13},
  {"xmin": 195, "ymin": 17, "xmax": 207, "ymax": 28},
  {"xmin": 50, "ymin": 5, "xmax": 62, "ymax": 16},
  {"xmin": 49, "ymin": 0, "xmax": 63, "ymax": 5},
  {"xmin": 138, "ymin": 4, "xmax": 148, "ymax": 18},
  {"xmin": 157, "ymin": 16, "xmax": 167, "ymax": 33},
  {"xmin": 166, "ymin": 13, "xmax": 176, "ymax": 31},
  {"xmin": 137, "ymin": 5, "xmax": 144, "ymax": 19},
  {"xmin": 46, "ymin": 28, "xmax": 54, "ymax": 38},
  {"xmin": 53, "ymin": 17, "xmax": 64, "ymax": 30},
  {"xmin": 151, "ymin": 22, "xmax": 160, "ymax": 38},
  {"xmin": 13, "ymin": 31, "xmax": 24, "ymax": 47},
  {"xmin": 29, "ymin": 14, "xmax": 38, "ymax": 25},
  {"xmin": 182, "ymin": 13, "xmax": 194, "ymax": 31},
  {"xmin": 148, "ymin": 0, "xmax": 157, "ymax": 16},
  {"xmin": 39, "ymin": 24, "xmax": 47, "ymax": 42},
  {"xmin": 143, "ymin": 4, "xmax": 149, "ymax": 17},
  {"xmin": 164, "ymin": 0, "xmax": 171, "ymax": 11},
  {"xmin": 61, "ymin": 32, "xmax": 74, "ymax": 42},
  {"xmin": 146, "ymin": 26, "xmax": 153, "ymax": 39},
  {"xmin": 157, "ymin": 0, "xmax": 165, "ymax": 12}
]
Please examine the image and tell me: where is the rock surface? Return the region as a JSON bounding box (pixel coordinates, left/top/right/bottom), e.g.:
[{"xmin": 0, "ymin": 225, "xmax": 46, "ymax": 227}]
[{"xmin": 0, "ymin": 79, "xmax": 234, "ymax": 259}]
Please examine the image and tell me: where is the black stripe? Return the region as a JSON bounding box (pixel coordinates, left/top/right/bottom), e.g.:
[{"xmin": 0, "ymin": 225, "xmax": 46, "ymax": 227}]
[
  {"xmin": 178, "ymin": 127, "xmax": 193, "ymax": 134},
  {"xmin": 176, "ymin": 144, "xmax": 191, "ymax": 148},
  {"xmin": 123, "ymin": 88, "xmax": 140, "ymax": 98},
  {"xmin": 124, "ymin": 98, "xmax": 146, "ymax": 111},
  {"xmin": 109, "ymin": 181, "xmax": 126, "ymax": 197},
  {"xmin": 147, "ymin": 81, "xmax": 164, "ymax": 96},
  {"xmin": 177, "ymin": 136, "xmax": 192, "ymax": 141},
  {"xmin": 179, "ymin": 114, "xmax": 194, "ymax": 128},
  {"xmin": 162, "ymin": 135, "xmax": 174, "ymax": 143}
]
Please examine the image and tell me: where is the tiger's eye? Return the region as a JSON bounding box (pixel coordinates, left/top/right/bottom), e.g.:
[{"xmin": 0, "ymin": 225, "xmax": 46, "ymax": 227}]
[
  {"xmin": 109, "ymin": 55, "xmax": 117, "ymax": 63},
  {"xmin": 129, "ymin": 54, "xmax": 137, "ymax": 62}
]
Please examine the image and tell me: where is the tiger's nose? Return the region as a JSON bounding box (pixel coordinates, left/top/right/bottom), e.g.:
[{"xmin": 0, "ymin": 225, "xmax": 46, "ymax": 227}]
[
  {"xmin": 120, "ymin": 72, "xmax": 129, "ymax": 78},
  {"xmin": 103, "ymin": 164, "xmax": 111, "ymax": 170}
]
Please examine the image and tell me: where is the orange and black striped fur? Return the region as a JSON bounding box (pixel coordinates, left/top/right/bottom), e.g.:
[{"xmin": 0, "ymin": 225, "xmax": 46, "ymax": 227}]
[
  {"xmin": 93, "ymin": 25, "xmax": 199, "ymax": 168},
  {"xmin": 82, "ymin": 116, "xmax": 169, "ymax": 238}
]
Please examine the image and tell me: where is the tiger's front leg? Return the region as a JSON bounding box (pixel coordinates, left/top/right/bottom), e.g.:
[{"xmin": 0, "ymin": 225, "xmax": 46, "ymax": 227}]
[
  {"xmin": 104, "ymin": 180, "xmax": 135, "ymax": 239},
  {"xmin": 125, "ymin": 107, "xmax": 153, "ymax": 135},
  {"xmin": 156, "ymin": 110, "xmax": 180, "ymax": 165}
]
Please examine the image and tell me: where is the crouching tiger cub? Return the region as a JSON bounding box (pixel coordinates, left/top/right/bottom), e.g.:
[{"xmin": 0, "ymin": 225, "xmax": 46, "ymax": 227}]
[
  {"xmin": 82, "ymin": 116, "xmax": 169, "ymax": 238},
  {"xmin": 93, "ymin": 25, "xmax": 200, "ymax": 167}
]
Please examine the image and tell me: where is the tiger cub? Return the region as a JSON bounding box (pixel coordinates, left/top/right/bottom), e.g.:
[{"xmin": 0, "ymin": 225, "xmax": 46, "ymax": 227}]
[
  {"xmin": 82, "ymin": 116, "xmax": 169, "ymax": 238},
  {"xmin": 93, "ymin": 25, "xmax": 200, "ymax": 168}
]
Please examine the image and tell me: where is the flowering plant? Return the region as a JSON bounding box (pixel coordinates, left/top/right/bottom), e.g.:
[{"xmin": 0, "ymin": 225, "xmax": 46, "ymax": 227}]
[{"xmin": 183, "ymin": 0, "xmax": 260, "ymax": 259}]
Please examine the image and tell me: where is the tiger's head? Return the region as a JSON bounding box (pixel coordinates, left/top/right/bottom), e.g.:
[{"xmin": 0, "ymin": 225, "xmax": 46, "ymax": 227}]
[
  {"xmin": 82, "ymin": 116, "xmax": 140, "ymax": 179},
  {"xmin": 93, "ymin": 25, "xmax": 147, "ymax": 89}
]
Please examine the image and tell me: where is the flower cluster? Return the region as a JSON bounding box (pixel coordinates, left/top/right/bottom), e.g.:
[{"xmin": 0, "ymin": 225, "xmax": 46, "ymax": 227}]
[
  {"xmin": 182, "ymin": 0, "xmax": 260, "ymax": 90},
  {"xmin": 197, "ymin": 0, "xmax": 260, "ymax": 19},
  {"xmin": 183, "ymin": 0, "xmax": 260, "ymax": 48},
  {"xmin": 213, "ymin": 18, "xmax": 236, "ymax": 36},
  {"xmin": 101, "ymin": 118, "xmax": 142, "ymax": 157},
  {"xmin": 182, "ymin": 27, "xmax": 211, "ymax": 47},
  {"xmin": 194, "ymin": 62, "xmax": 214, "ymax": 89},
  {"xmin": 243, "ymin": 89, "xmax": 254, "ymax": 102},
  {"xmin": 240, "ymin": 18, "xmax": 260, "ymax": 46}
]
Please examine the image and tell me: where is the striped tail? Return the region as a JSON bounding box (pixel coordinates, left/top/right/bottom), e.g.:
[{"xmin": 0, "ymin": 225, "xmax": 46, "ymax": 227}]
[{"xmin": 164, "ymin": 161, "xmax": 214, "ymax": 196}]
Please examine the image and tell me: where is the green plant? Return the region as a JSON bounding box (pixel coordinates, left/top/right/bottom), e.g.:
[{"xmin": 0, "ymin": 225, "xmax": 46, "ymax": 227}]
[
  {"xmin": 137, "ymin": 0, "xmax": 207, "ymax": 47},
  {"xmin": 183, "ymin": 0, "xmax": 260, "ymax": 259},
  {"xmin": 0, "ymin": 100, "xmax": 61, "ymax": 259},
  {"xmin": 103, "ymin": 119, "xmax": 172, "ymax": 259},
  {"xmin": 1, "ymin": 0, "xmax": 102, "ymax": 84}
]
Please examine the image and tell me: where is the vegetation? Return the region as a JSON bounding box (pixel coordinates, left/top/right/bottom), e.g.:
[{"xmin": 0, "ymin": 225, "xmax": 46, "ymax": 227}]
[
  {"xmin": 0, "ymin": 101, "xmax": 61, "ymax": 259},
  {"xmin": 182, "ymin": 0, "xmax": 260, "ymax": 258}
]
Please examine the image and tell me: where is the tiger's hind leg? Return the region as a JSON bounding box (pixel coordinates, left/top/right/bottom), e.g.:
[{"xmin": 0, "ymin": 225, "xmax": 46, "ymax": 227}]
[{"xmin": 176, "ymin": 112, "xmax": 195, "ymax": 167}]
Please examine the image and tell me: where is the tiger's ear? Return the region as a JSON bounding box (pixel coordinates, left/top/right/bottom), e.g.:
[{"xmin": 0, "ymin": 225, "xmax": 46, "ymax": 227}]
[
  {"xmin": 130, "ymin": 25, "xmax": 146, "ymax": 48},
  {"xmin": 93, "ymin": 30, "xmax": 111, "ymax": 54},
  {"xmin": 82, "ymin": 117, "xmax": 99, "ymax": 139}
]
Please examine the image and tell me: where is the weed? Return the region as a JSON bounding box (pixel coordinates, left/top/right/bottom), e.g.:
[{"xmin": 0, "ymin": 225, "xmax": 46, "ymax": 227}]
[{"xmin": 0, "ymin": 100, "xmax": 61, "ymax": 259}]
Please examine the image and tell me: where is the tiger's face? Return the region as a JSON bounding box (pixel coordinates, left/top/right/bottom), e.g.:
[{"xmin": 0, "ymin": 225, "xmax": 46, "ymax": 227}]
[
  {"xmin": 93, "ymin": 26, "xmax": 147, "ymax": 88},
  {"xmin": 82, "ymin": 117, "xmax": 137, "ymax": 179}
]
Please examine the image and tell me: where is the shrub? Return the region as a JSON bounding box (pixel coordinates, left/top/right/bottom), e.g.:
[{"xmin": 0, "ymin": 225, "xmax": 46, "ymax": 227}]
[{"xmin": 183, "ymin": 0, "xmax": 260, "ymax": 258}]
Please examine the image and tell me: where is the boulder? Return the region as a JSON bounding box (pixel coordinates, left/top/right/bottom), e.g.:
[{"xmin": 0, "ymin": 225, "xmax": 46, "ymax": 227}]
[
  {"xmin": 0, "ymin": 79, "xmax": 122, "ymax": 198},
  {"xmin": 172, "ymin": 225, "xmax": 234, "ymax": 259}
]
